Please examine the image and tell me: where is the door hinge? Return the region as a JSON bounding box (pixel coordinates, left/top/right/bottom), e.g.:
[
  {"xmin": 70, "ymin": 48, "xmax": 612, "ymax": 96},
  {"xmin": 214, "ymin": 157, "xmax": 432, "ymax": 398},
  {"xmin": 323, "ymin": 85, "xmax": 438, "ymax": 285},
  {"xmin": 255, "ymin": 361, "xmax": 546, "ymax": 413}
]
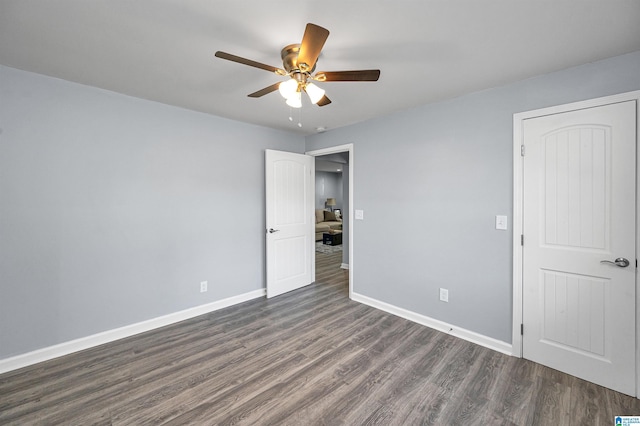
[
  {"xmin": 521, "ymin": 234, "xmax": 524, "ymax": 246},
  {"xmin": 521, "ymin": 324, "xmax": 524, "ymax": 335},
  {"xmin": 521, "ymin": 145, "xmax": 525, "ymax": 156}
]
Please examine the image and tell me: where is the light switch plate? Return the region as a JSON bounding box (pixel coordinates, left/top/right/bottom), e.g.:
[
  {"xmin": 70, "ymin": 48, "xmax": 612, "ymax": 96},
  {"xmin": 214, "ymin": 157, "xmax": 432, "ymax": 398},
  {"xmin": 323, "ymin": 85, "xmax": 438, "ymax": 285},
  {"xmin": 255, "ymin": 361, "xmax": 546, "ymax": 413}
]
[
  {"xmin": 355, "ymin": 209, "xmax": 364, "ymax": 220},
  {"xmin": 496, "ymin": 215, "xmax": 508, "ymax": 230},
  {"xmin": 439, "ymin": 288, "xmax": 449, "ymax": 302}
]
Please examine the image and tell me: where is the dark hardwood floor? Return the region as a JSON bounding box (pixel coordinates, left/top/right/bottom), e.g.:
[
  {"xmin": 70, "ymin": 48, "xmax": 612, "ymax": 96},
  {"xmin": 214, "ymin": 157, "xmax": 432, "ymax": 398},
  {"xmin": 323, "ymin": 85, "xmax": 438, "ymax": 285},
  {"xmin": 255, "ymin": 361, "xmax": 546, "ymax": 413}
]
[{"xmin": 1, "ymin": 249, "xmax": 639, "ymax": 425}]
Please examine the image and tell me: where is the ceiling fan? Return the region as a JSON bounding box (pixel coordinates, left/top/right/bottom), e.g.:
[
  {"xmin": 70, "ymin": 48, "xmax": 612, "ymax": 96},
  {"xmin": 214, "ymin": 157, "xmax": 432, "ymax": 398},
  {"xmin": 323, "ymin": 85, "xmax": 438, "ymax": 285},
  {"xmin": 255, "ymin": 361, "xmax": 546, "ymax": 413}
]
[{"xmin": 215, "ymin": 23, "xmax": 380, "ymax": 108}]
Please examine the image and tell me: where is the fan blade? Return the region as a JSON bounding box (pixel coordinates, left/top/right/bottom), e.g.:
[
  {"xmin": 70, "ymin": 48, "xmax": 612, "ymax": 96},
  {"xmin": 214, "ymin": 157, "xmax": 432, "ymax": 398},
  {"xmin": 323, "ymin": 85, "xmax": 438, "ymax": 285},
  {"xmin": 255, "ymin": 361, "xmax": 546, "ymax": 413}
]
[
  {"xmin": 215, "ymin": 51, "xmax": 285, "ymax": 74},
  {"xmin": 317, "ymin": 70, "xmax": 380, "ymax": 82},
  {"xmin": 317, "ymin": 95, "xmax": 332, "ymax": 107},
  {"xmin": 297, "ymin": 23, "xmax": 330, "ymax": 72},
  {"xmin": 248, "ymin": 82, "xmax": 281, "ymax": 98}
]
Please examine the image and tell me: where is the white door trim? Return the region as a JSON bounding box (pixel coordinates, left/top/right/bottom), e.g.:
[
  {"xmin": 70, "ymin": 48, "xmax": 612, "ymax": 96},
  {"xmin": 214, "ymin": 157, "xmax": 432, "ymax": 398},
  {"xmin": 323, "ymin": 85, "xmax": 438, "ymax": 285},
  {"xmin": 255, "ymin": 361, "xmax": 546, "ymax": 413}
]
[
  {"xmin": 306, "ymin": 143, "xmax": 354, "ymax": 299},
  {"xmin": 512, "ymin": 90, "xmax": 640, "ymax": 395}
]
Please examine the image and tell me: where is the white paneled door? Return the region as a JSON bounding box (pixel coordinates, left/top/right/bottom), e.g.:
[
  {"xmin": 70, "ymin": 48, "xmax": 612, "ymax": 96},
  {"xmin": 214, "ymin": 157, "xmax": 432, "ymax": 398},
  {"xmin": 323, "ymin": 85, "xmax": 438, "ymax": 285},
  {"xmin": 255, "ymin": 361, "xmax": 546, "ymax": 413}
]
[
  {"xmin": 265, "ymin": 150, "xmax": 314, "ymax": 298},
  {"xmin": 522, "ymin": 101, "xmax": 637, "ymax": 395}
]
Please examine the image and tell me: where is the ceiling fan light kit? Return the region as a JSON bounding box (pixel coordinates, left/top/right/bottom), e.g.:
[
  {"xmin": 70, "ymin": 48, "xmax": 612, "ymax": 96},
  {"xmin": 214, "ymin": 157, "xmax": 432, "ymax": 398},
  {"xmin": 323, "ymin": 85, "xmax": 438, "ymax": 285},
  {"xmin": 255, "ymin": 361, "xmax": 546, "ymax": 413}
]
[
  {"xmin": 215, "ymin": 23, "xmax": 380, "ymax": 119},
  {"xmin": 304, "ymin": 82, "xmax": 325, "ymax": 105},
  {"xmin": 285, "ymin": 91, "xmax": 302, "ymax": 108},
  {"xmin": 278, "ymin": 78, "xmax": 298, "ymax": 100}
]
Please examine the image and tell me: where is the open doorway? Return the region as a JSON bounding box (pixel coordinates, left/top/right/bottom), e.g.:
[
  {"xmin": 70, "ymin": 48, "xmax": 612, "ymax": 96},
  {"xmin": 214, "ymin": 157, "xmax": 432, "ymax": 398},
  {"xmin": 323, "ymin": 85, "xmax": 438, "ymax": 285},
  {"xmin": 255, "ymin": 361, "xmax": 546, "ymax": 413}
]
[
  {"xmin": 307, "ymin": 144, "xmax": 353, "ymax": 298},
  {"xmin": 314, "ymin": 153, "xmax": 348, "ymax": 288}
]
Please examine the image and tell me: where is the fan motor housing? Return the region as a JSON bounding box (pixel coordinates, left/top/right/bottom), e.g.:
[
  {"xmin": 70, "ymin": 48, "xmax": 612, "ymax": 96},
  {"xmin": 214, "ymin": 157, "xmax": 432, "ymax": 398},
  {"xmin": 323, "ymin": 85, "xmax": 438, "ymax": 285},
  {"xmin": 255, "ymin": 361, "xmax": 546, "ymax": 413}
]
[{"xmin": 281, "ymin": 44, "xmax": 316, "ymax": 74}]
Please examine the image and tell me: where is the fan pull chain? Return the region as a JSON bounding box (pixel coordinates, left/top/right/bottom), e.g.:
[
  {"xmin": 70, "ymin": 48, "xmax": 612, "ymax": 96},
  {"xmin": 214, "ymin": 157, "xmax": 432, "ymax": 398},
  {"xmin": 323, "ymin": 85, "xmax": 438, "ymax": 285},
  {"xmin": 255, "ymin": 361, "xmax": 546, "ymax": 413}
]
[{"xmin": 287, "ymin": 106, "xmax": 302, "ymax": 127}]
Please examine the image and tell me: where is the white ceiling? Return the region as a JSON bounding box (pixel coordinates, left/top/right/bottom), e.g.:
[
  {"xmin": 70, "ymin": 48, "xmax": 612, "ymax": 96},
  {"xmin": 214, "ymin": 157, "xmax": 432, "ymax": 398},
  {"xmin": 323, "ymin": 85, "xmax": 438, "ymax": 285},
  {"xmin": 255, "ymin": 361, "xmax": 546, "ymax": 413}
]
[
  {"xmin": 316, "ymin": 159, "xmax": 344, "ymax": 173},
  {"xmin": 1, "ymin": 1, "xmax": 639, "ymax": 136}
]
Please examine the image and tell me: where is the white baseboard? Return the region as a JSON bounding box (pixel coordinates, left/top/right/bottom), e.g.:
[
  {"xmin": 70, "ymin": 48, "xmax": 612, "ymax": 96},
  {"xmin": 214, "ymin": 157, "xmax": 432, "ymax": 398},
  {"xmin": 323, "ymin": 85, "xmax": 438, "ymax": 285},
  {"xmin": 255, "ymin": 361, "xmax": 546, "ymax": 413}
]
[
  {"xmin": 0, "ymin": 289, "xmax": 266, "ymax": 375},
  {"xmin": 340, "ymin": 263, "xmax": 349, "ymax": 270},
  {"xmin": 351, "ymin": 292, "xmax": 513, "ymax": 356}
]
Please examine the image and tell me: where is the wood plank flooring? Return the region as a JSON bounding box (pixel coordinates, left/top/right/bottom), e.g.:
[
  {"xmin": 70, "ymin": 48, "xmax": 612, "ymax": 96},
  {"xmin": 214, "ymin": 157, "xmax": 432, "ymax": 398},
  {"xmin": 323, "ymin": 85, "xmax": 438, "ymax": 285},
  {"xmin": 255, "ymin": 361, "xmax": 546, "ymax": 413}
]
[{"xmin": 2, "ymin": 249, "xmax": 640, "ymax": 425}]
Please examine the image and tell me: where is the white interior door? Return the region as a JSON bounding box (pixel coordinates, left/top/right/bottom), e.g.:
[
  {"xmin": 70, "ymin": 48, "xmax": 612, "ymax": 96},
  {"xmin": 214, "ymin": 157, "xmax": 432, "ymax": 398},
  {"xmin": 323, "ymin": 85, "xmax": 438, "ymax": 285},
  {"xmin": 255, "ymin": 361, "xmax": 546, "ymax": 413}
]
[
  {"xmin": 522, "ymin": 101, "xmax": 637, "ymax": 395},
  {"xmin": 265, "ymin": 149, "xmax": 314, "ymax": 298}
]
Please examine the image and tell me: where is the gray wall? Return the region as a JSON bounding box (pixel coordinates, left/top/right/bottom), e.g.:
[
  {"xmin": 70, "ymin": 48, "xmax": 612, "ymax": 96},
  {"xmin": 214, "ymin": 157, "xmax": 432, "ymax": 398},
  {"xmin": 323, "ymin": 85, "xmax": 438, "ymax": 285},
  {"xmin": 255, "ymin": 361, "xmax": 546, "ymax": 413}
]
[
  {"xmin": 315, "ymin": 171, "xmax": 343, "ymax": 211},
  {"xmin": 3, "ymin": 50, "xmax": 639, "ymax": 360},
  {"xmin": 305, "ymin": 50, "xmax": 640, "ymax": 343},
  {"xmin": 0, "ymin": 65, "xmax": 304, "ymax": 359}
]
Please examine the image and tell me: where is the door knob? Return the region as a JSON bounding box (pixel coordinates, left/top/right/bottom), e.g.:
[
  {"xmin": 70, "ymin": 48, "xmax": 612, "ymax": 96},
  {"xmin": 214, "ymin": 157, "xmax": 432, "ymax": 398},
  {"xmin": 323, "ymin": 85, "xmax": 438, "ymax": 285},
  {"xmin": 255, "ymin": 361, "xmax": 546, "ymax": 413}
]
[
  {"xmin": 268, "ymin": 228, "xmax": 280, "ymax": 234},
  {"xmin": 600, "ymin": 257, "xmax": 630, "ymax": 268}
]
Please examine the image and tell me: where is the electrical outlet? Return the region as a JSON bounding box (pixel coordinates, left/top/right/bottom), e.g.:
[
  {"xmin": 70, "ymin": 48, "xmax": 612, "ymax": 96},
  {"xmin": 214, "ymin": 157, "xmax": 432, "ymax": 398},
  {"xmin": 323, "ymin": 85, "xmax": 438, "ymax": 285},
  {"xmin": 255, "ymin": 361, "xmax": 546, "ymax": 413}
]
[
  {"xmin": 439, "ymin": 288, "xmax": 449, "ymax": 302},
  {"xmin": 200, "ymin": 281, "xmax": 208, "ymax": 293}
]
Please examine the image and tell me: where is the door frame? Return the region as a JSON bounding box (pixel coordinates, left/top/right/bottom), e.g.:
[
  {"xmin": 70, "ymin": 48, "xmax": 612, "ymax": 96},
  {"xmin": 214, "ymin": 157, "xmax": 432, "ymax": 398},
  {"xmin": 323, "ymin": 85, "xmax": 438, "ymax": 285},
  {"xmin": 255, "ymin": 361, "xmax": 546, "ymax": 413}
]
[
  {"xmin": 306, "ymin": 143, "xmax": 354, "ymax": 298},
  {"xmin": 512, "ymin": 90, "xmax": 640, "ymax": 395}
]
